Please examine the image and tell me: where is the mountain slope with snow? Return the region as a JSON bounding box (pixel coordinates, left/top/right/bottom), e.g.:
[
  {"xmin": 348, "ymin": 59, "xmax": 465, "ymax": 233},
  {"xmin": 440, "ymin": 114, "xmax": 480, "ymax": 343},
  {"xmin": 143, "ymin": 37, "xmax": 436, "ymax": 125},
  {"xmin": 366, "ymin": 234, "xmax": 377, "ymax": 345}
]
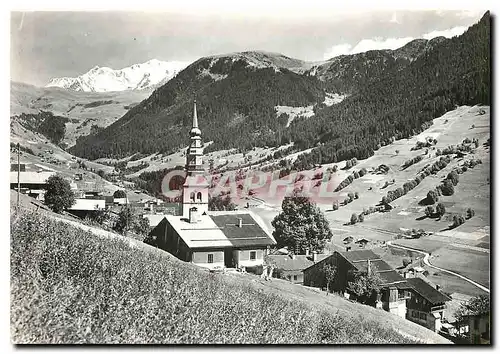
[{"xmin": 46, "ymin": 59, "xmax": 189, "ymax": 92}]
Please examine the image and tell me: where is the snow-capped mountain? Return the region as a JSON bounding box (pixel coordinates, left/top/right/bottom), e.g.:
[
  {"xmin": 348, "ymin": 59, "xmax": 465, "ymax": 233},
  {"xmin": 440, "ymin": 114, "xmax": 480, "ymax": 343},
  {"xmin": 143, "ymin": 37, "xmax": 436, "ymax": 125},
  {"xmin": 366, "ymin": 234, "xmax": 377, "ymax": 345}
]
[{"xmin": 46, "ymin": 59, "xmax": 189, "ymax": 92}]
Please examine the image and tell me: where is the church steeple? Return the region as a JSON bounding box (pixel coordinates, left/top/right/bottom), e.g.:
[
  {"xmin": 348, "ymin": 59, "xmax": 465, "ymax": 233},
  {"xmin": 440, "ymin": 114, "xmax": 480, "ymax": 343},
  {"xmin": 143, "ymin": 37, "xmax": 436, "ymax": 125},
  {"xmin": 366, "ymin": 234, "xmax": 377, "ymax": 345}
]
[
  {"xmin": 186, "ymin": 100, "xmax": 204, "ymax": 175},
  {"xmin": 182, "ymin": 99, "xmax": 209, "ymax": 219},
  {"xmin": 190, "ymin": 100, "xmax": 201, "ymax": 137}
]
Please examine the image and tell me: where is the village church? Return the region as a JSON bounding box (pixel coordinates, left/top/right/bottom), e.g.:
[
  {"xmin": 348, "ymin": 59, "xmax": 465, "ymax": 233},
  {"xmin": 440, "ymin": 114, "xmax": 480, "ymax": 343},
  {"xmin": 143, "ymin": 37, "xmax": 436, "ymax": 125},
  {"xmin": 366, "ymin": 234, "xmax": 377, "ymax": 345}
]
[{"xmin": 147, "ymin": 101, "xmax": 276, "ymax": 271}]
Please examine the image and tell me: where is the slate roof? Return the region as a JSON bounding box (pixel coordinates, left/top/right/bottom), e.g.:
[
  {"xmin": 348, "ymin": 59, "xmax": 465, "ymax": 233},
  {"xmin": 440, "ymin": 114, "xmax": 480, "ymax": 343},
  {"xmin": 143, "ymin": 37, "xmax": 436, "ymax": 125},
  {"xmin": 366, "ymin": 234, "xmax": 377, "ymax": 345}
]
[
  {"xmin": 162, "ymin": 210, "xmax": 276, "ymax": 249},
  {"xmin": 406, "ymin": 277, "xmax": 452, "ymax": 304},
  {"xmin": 268, "ymin": 254, "xmax": 329, "ymax": 271},
  {"xmin": 339, "ymin": 250, "xmax": 407, "ymax": 286},
  {"xmin": 339, "ymin": 249, "xmax": 381, "ymax": 263}
]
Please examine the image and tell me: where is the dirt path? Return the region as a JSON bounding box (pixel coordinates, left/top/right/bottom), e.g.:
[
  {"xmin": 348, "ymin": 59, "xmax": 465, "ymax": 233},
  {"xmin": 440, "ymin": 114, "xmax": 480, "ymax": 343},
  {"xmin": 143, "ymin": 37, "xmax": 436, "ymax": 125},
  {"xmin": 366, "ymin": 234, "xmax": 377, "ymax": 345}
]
[{"xmin": 387, "ymin": 241, "xmax": 489, "ymax": 294}]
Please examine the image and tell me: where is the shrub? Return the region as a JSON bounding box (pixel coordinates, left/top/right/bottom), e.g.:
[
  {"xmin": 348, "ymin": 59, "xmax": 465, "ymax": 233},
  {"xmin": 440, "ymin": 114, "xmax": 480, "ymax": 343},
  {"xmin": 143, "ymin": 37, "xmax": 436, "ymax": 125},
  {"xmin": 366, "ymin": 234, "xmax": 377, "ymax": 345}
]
[
  {"xmin": 353, "ymin": 171, "xmax": 360, "ymax": 179},
  {"xmin": 466, "ymin": 208, "xmax": 475, "ymax": 219},
  {"xmin": 402, "ymin": 259, "xmax": 411, "ymax": 268},
  {"xmin": 425, "ymin": 206, "xmax": 435, "ymax": 217},
  {"xmin": 332, "ymin": 203, "xmax": 339, "ymax": 211},
  {"xmin": 354, "ymin": 192, "xmax": 359, "ymax": 199},
  {"xmin": 347, "ymin": 192, "xmax": 355, "ymax": 201},
  {"xmin": 350, "ymin": 213, "xmax": 358, "ymax": 225},
  {"xmin": 359, "ymin": 168, "xmax": 367, "ymax": 177},
  {"xmin": 358, "ymin": 214, "xmax": 364, "ymax": 222}
]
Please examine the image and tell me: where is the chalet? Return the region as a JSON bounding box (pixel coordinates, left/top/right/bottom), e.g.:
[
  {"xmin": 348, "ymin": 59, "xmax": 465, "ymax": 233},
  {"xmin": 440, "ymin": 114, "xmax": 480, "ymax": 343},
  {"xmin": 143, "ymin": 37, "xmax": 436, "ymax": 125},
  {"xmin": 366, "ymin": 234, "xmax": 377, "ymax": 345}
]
[
  {"xmin": 146, "ymin": 101, "xmax": 276, "ymax": 271},
  {"xmin": 303, "ymin": 250, "xmax": 411, "ymax": 318},
  {"xmin": 354, "ymin": 238, "xmax": 370, "ymax": 248},
  {"xmin": 267, "ymin": 251, "xmax": 328, "ymax": 284},
  {"xmin": 405, "ymin": 277, "xmax": 451, "ymax": 332},
  {"xmin": 467, "ymin": 313, "xmax": 490, "ymax": 344},
  {"xmin": 10, "ymin": 164, "xmax": 56, "ymax": 201}
]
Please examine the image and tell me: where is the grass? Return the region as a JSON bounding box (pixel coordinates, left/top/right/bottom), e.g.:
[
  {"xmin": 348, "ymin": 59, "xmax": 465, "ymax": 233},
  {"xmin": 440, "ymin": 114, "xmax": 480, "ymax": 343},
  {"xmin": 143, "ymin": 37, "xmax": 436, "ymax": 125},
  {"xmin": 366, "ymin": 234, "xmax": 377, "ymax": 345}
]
[{"xmin": 10, "ymin": 209, "xmax": 445, "ymax": 344}]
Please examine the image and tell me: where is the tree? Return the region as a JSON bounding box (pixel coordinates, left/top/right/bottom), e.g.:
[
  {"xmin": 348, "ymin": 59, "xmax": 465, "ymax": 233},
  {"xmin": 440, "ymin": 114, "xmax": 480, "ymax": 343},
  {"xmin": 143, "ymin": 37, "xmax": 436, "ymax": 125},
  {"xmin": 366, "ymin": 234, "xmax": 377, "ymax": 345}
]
[
  {"xmin": 97, "ymin": 169, "xmax": 106, "ymax": 178},
  {"xmin": 441, "ymin": 180, "xmax": 455, "ymax": 196},
  {"xmin": 358, "ymin": 214, "xmax": 364, "ymax": 222},
  {"xmin": 402, "ymin": 258, "xmax": 411, "ymax": 267},
  {"xmin": 113, "ymin": 190, "xmax": 127, "ymax": 198},
  {"xmin": 436, "ymin": 203, "xmax": 446, "ymax": 218},
  {"xmin": 425, "ymin": 206, "xmax": 435, "ymax": 217},
  {"xmin": 332, "ymin": 202, "xmax": 339, "ymax": 211},
  {"xmin": 44, "ymin": 175, "xmax": 75, "ymax": 213},
  {"xmin": 347, "ymin": 192, "xmax": 355, "ymax": 201},
  {"xmin": 454, "ymin": 295, "xmax": 490, "ymax": 334},
  {"xmin": 466, "ymin": 208, "xmax": 475, "ymax": 219},
  {"xmin": 271, "ymin": 190, "xmax": 333, "ymax": 254},
  {"xmin": 347, "ymin": 266, "xmax": 383, "ymax": 305},
  {"xmin": 113, "ymin": 207, "xmax": 135, "ymax": 234},
  {"xmin": 322, "ymin": 263, "xmax": 337, "ymax": 294},
  {"xmin": 427, "ymin": 190, "xmax": 439, "ymax": 204},
  {"xmin": 209, "ymin": 193, "xmax": 237, "ymax": 211},
  {"xmin": 447, "ymin": 170, "xmax": 459, "ymax": 186},
  {"xmin": 395, "ymin": 149, "xmax": 399, "ymax": 155},
  {"xmin": 350, "ymin": 213, "xmax": 358, "ymax": 225}
]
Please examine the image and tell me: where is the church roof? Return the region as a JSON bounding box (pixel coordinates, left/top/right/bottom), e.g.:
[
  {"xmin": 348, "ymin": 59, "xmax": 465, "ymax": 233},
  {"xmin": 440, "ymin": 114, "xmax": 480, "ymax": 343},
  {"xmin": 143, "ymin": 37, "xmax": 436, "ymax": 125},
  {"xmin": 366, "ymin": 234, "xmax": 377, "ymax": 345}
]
[{"xmin": 162, "ymin": 210, "xmax": 276, "ymax": 249}]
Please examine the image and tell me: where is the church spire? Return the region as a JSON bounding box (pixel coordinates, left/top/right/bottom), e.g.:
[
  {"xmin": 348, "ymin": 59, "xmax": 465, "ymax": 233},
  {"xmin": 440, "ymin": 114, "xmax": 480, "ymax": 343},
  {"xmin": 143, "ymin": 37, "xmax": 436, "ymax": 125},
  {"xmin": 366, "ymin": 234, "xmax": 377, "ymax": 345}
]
[
  {"xmin": 192, "ymin": 100, "xmax": 198, "ymax": 129},
  {"xmin": 190, "ymin": 99, "xmax": 201, "ymax": 137}
]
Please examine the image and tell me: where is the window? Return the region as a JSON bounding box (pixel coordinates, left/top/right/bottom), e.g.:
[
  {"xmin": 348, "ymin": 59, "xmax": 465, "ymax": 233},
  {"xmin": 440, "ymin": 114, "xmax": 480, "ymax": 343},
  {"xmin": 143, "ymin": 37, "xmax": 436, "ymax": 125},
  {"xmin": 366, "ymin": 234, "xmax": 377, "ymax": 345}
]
[
  {"xmin": 190, "ymin": 192, "xmax": 195, "ymax": 202},
  {"xmin": 420, "ymin": 313, "xmax": 427, "ymax": 321},
  {"xmin": 250, "ymin": 251, "xmax": 256, "ymax": 260},
  {"xmin": 208, "ymin": 254, "xmax": 214, "ymax": 264},
  {"xmin": 197, "ymin": 192, "xmax": 202, "ymax": 201},
  {"xmin": 293, "ymin": 275, "xmax": 298, "ymax": 281},
  {"xmin": 287, "ymin": 275, "xmax": 291, "ymax": 281},
  {"xmin": 474, "ymin": 318, "xmax": 479, "ymax": 329}
]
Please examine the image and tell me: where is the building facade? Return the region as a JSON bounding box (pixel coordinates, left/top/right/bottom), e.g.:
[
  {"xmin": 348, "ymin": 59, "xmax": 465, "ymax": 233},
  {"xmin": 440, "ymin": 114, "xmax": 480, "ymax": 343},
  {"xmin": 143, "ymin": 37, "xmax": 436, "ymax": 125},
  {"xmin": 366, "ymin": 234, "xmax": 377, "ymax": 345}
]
[
  {"xmin": 303, "ymin": 250, "xmax": 411, "ymax": 318},
  {"xmin": 405, "ymin": 277, "xmax": 451, "ymax": 333}
]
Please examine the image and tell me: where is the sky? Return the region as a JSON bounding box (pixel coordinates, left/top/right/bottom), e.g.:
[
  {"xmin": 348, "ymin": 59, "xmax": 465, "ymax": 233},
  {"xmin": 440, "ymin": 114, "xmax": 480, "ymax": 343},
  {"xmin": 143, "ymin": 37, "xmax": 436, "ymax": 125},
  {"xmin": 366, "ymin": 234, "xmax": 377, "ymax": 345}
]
[{"xmin": 10, "ymin": 7, "xmax": 486, "ymax": 86}]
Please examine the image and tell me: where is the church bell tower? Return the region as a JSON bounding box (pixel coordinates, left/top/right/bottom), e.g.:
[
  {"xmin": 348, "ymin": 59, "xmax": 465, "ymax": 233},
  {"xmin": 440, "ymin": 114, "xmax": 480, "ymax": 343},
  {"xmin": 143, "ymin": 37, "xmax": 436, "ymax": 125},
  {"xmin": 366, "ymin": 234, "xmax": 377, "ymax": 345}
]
[{"xmin": 182, "ymin": 100, "xmax": 209, "ymax": 219}]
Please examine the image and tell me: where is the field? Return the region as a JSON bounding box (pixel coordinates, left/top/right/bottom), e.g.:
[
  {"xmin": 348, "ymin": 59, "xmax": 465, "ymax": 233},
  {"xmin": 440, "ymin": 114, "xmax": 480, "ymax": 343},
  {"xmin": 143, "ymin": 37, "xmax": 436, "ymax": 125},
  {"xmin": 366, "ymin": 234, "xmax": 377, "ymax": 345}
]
[{"xmin": 10, "ymin": 207, "xmax": 450, "ymax": 344}]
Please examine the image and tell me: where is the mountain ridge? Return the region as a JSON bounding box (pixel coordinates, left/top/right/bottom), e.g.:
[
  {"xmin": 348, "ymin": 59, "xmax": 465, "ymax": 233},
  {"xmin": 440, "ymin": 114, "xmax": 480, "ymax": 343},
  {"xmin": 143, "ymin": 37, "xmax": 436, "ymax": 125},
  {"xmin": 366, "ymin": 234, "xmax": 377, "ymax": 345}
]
[{"xmin": 46, "ymin": 59, "xmax": 190, "ymax": 92}]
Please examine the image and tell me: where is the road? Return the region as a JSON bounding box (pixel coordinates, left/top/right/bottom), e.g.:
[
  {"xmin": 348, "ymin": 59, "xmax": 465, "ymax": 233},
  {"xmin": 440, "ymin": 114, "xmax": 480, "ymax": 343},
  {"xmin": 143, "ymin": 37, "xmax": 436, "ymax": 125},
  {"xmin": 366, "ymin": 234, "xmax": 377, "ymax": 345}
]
[{"xmin": 387, "ymin": 241, "xmax": 490, "ymax": 294}]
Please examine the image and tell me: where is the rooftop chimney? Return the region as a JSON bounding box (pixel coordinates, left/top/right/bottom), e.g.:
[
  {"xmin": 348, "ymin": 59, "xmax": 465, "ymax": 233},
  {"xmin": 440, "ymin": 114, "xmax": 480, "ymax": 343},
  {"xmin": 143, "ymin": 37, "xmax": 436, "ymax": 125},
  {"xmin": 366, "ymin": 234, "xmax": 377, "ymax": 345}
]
[
  {"xmin": 312, "ymin": 251, "xmax": 318, "ymax": 262},
  {"xmin": 189, "ymin": 207, "xmax": 199, "ymax": 224},
  {"xmin": 346, "ymin": 246, "xmax": 351, "ymax": 252},
  {"xmin": 305, "ymin": 249, "xmax": 310, "ymax": 256},
  {"xmin": 436, "ymin": 284, "xmax": 441, "ymax": 291},
  {"xmin": 290, "ymin": 253, "xmax": 295, "ymax": 260},
  {"xmin": 367, "ymin": 259, "xmax": 371, "ymax": 275},
  {"xmin": 237, "ymin": 217, "xmax": 242, "ymax": 228}
]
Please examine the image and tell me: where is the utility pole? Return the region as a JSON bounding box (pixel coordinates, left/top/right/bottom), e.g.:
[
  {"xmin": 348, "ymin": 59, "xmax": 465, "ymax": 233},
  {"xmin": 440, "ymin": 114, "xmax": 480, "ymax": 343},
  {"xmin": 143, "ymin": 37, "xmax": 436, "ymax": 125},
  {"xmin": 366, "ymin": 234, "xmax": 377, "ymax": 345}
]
[{"xmin": 17, "ymin": 143, "xmax": 20, "ymax": 210}]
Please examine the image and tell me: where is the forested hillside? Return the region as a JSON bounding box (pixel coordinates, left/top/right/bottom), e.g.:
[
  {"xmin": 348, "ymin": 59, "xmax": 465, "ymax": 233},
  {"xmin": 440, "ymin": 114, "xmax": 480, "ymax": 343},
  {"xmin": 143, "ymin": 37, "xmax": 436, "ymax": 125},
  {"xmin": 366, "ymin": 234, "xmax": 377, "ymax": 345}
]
[
  {"xmin": 70, "ymin": 12, "xmax": 489, "ymax": 165},
  {"xmin": 289, "ymin": 12, "xmax": 489, "ymax": 172},
  {"xmin": 70, "ymin": 54, "xmax": 325, "ymax": 159}
]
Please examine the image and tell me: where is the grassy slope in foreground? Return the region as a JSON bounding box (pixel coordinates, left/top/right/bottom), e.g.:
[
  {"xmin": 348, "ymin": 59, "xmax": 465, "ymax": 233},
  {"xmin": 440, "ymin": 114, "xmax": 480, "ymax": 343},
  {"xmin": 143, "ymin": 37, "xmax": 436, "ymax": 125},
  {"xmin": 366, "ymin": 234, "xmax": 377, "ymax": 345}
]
[{"xmin": 10, "ymin": 210, "xmax": 450, "ymax": 344}]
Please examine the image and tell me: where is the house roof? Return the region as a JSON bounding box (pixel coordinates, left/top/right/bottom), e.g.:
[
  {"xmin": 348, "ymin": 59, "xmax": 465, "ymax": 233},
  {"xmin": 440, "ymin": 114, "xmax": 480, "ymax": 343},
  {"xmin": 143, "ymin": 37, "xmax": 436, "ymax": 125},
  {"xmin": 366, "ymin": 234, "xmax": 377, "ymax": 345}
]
[
  {"xmin": 339, "ymin": 249, "xmax": 381, "ymax": 263},
  {"xmin": 406, "ymin": 277, "xmax": 452, "ymax": 304},
  {"xmin": 10, "ymin": 171, "xmax": 55, "ymax": 185},
  {"xmin": 339, "ymin": 250, "xmax": 407, "ymax": 286},
  {"xmin": 268, "ymin": 254, "xmax": 329, "ymax": 271},
  {"xmin": 161, "ymin": 210, "xmax": 276, "ymax": 249}
]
